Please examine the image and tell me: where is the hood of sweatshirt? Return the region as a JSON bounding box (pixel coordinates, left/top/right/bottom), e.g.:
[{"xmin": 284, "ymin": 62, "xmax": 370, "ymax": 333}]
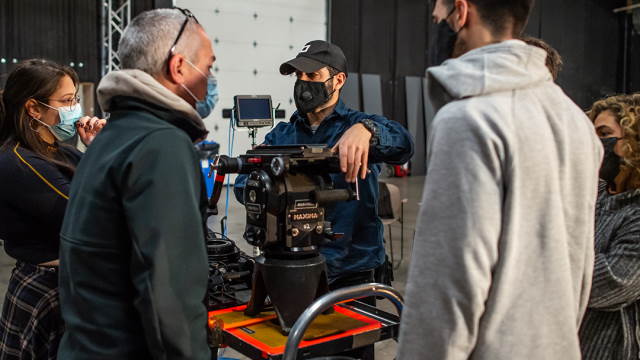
[
  {"xmin": 427, "ymin": 39, "xmax": 552, "ymax": 101},
  {"xmin": 97, "ymin": 69, "xmax": 208, "ymax": 141}
]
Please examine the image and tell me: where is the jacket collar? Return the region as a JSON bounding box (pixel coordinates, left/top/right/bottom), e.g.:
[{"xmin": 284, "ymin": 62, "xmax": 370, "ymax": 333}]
[
  {"xmin": 290, "ymin": 99, "xmax": 349, "ymax": 125},
  {"xmin": 108, "ymin": 96, "xmax": 209, "ymax": 142}
]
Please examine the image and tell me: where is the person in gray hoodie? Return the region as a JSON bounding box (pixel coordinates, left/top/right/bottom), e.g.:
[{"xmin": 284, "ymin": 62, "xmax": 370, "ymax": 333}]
[{"xmin": 398, "ymin": 1, "xmax": 602, "ymax": 359}]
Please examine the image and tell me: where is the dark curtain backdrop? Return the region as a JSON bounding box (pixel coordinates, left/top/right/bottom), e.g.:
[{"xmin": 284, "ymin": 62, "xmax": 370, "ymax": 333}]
[
  {"xmin": 523, "ymin": 0, "xmax": 629, "ymax": 108},
  {"xmin": 0, "ymin": 0, "xmax": 101, "ymax": 86},
  {"xmin": 329, "ymin": 0, "xmax": 430, "ymax": 126},
  {"xmin": 0, "ymin": 0, "xmax": 169, "ymax": 88},
  {"xmin": 330, "ymin": 0, "xmax": 640, "ymax": 122},
  {"xmin": 2, "ymin": 0, "xmax": 638, "ymax": 111}
]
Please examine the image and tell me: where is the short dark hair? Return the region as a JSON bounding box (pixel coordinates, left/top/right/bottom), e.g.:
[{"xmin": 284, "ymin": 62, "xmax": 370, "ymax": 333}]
[
  {"xmin": 521, "ymin": 36, "xmax": 563, "ymax": 80},
  {"xmin": 325, "ymin": 66, "xmax": 344, "ymax": 93},
  {"xmin": 327, "ymin": 66, "xmax": 341, "ymax": 77},
  {"xmin": 444, "ymin": 0, "xmax": 534, "ymax": 36}
]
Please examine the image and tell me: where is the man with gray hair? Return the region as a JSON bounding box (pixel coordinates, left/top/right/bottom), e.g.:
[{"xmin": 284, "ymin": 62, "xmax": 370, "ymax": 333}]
[{"xmin": 58, "ymin": 8, "xmax": 216, "ymax": 359}]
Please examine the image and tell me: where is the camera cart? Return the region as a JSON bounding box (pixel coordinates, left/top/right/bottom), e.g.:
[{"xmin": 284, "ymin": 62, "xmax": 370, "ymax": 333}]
[{"xmin": 208, "ymin": 283, "xmax": 403, "ymax": 360}]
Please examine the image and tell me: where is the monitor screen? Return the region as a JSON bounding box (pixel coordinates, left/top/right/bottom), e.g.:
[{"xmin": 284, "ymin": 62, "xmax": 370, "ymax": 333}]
[{"xmin": 237, "ymin": 98, "xmax": 272, "ymax": 120}]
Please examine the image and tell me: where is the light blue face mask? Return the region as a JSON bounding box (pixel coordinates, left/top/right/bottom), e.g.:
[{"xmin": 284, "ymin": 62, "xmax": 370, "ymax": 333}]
[
  {"xmin": 196, "ymin": 76, "xmax": 219, "ymax": 118},
  {"xmin": 36, "ymin": 102, "xmax": 83, "ymax": 142},
  {"xmin": 181, "ymin": 59, "xmax": 219, "ymax": 118}
]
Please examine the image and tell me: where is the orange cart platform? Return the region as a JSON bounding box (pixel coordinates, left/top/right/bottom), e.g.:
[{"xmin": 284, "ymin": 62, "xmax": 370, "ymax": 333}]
[{"xmin": 208, "ymin": 301, "xmax": 400, "ymax": 360}]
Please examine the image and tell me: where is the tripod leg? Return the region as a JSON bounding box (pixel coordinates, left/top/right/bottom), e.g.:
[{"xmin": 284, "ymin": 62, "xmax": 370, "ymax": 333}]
[
  {"xmin": 388, "ymin": 224, "xmax": 394, "ymax": 266},
  {"xmin": 244, "ymin": 265, "xmax": 267, "ymax": 316}
]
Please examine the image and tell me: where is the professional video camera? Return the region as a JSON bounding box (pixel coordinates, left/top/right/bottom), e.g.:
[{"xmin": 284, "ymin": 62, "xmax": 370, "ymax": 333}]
[{"xmin": 211, "ymin": 145, "xmax": 357, "ymax": 332}]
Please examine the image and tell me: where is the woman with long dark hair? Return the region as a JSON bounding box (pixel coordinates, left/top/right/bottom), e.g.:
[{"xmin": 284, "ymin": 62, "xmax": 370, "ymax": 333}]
[
  {"xmin": 580, "ymin": 94, "xmax": 640, "ymax": 359},
  {"xmin": 0, "ymin": 59, "xmax": 104, "ymax": 359}
]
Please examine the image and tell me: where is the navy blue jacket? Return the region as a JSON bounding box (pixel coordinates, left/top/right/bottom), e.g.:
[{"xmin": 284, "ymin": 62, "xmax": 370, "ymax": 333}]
[
  {"xmin": 0, "ymin": 143, "xmax": 81, "ymax": 264},
  {"xmin": 234, "ymin": 99, "xmax": 414, "ymax": 279}
]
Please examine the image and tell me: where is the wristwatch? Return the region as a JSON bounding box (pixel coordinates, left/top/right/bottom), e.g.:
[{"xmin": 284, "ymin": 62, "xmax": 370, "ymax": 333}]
[{"xmin": 359, "ymin": 119, "xmax": 379, "ymax": 146}]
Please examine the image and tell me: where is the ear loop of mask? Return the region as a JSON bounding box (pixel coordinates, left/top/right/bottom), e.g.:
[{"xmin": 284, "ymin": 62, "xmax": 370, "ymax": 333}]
[
  {"xmin": 28, "ymin": 102, "xmax": 59, "ymax": 140},
  {"xmin": 28, "ymin": 117, "xmax": 40, "ymax": 132},
  {"xmin": 324, "ymin": 75, "xmax": 337, "ymax": 98},
  {"xmin": 447, "ymin": 5, "xmax": 458, "ymax": 28},
  {"xmin": 181, "ymin": 82, "xmax": 201, "ymax": 102},
  {"xmin": 180, "ymin": 57, "xmax": 211, "ymax": 103},
  {"xmin": 39, "ymin": 101, "xmax": 59, "ymax": 112},
  {"xmin": 27, "ymin": 102, "xmax": 48, "ymax": 133},
  {"xmin": 28, "ymin": 116, "xmax": 63, "ymax": 143},
  {"xmin": 184, "ymin": 57, "xmax": 208, "ymax": 79}
]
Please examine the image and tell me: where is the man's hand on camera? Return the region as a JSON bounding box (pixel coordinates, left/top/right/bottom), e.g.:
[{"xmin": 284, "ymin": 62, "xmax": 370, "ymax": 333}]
[
  {"xmin": 332, "ymin": 123, "xmax": 372, "ymax": 182},
  {"xmin": 77, "ymin": 116, "xmax": 107, "ymax": 146}
]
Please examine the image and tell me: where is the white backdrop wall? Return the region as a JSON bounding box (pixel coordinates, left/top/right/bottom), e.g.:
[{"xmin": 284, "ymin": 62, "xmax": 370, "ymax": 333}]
[{"xmin": 176, "ymin": 0, "xmax": 328, "ymax": 156}]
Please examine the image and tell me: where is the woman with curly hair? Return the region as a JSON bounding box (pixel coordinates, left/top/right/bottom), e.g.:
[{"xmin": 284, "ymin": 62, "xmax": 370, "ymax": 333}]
[
  {"xmin": 622, "ymin": 92, "xmax": 640, "ymax": 107},
  {"xmin": 579, "ymin": 94, "xmax": 640, "ymax": 359}
]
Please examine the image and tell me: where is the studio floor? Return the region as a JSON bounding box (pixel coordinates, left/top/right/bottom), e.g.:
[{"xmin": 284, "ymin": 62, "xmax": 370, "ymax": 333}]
[{"xmin": 0, "ymin": 175, "xmax": 426, "ymax": 360}]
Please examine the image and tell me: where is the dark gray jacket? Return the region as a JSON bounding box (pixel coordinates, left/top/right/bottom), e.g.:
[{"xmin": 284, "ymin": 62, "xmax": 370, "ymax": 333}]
[
  {"xmin": 580, "ymin": 181, "xmax": 640, "ymax": 360},
  {"xmin": 58, "ymin": 70, "xmax": 211, "ymax": 359}
]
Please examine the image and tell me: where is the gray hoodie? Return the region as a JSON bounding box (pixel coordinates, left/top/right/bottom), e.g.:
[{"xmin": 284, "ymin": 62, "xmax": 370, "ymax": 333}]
[{"xmin": 398, "ymin": 40, "xmax": 602, "ymax": 359}]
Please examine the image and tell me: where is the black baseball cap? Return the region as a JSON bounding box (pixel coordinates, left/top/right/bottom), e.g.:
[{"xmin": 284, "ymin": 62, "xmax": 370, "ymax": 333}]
[{"xmin": 280, "ymin": 40, "xmax": 348, "ymax": 75}]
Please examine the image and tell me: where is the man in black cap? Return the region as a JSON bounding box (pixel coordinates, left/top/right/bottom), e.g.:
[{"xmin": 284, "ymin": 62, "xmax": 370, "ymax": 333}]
[{"xmin": 235, "ymin": 40, "xmax": 413, "ymax": 293}]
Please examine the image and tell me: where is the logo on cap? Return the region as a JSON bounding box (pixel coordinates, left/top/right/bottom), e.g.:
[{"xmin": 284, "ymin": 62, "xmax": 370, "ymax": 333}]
[{"xmin": 300, "ymin": 45, "xmax": 310, "ymax": 53}]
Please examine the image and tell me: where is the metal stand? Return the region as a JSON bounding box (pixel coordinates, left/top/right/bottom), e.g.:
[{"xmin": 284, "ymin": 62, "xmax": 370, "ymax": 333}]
[
  {"xmin": 101, "ymin": 0, "xmax": 131, "ymax": 76},
  {"xmin": 283, "ymin": 283, "xmax": 404, "ymax": 360},
  {"xmin": 388, "ymin": 201, "xmax": 405, "ymax": 270},
  {"xmin": 248, "ymin": 127, "xmax": 259, "ymax": 147},
  {"xmin": 247, "ymin": 126, "xmax": 259, "ymax": 257},
  {"xmin": 245, "ymin": 255, "xmax": 330, "ymax": 333}
]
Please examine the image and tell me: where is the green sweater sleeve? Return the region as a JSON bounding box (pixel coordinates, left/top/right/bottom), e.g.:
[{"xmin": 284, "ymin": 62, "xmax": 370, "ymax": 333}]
[{"xmin": 122, "ymin": 129, "xmax": 211, "ymax": 359}]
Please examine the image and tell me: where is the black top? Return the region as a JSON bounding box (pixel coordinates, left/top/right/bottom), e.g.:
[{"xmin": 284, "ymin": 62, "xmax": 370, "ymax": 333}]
[{"xmin": 0, "ymin": 142, "xmax": 81, "ymax": 264}]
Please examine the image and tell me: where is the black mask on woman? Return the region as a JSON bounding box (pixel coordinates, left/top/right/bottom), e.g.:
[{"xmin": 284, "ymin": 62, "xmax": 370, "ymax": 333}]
[
  {"xmin": 428, "ymin": 7, "xmax": 458, "ymax": 67},
  {"xmin": 600, "ymin": 137, "xmax": 622, "ymax": 191},
  {"xmin": 294, "ymin": 77, "xmax": 334, "ymax": 114}
]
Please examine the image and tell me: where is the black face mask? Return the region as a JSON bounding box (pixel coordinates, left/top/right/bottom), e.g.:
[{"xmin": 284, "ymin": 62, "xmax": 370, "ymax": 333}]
[
  {"xmin": 600, "ymin": 137, "xmax": 622, "ymax": 191},
  {"xmin": 294, "ymin": 77, "xmax": 334, "ymax": 115},
  {"xmin": 428, "ymin": 7, "xmax": 458, "ymax": 67}
]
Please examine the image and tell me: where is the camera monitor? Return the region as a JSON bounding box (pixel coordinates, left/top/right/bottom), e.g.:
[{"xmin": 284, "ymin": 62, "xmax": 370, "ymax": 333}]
[{"xmin": 234, "ymin": 95, "xmax": 273, "ymax": 128}]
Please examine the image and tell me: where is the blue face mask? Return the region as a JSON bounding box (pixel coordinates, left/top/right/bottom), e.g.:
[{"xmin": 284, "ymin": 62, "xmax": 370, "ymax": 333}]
[
  {"xmin": 196, "ymin": 76, "xmax": 219, "ymax": 118},
  {"xmin": 37, "ymin": 102, "xmax": 83, "ymax": 142},
  {"xmin": 181, "ymin": 59, "xmax": 219, "ymax": 118}
]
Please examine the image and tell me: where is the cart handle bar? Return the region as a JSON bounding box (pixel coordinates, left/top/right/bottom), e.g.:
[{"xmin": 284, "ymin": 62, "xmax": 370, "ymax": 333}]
[{"xmin": 283, "ymin": 283, "xmax": 404, "ymax": 360}]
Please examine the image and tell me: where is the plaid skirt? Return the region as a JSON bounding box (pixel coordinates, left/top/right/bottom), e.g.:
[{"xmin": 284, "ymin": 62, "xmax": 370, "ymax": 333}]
[{"xmin": 0, "ymin": 262, "xmax": 63, "ymax": 360}]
